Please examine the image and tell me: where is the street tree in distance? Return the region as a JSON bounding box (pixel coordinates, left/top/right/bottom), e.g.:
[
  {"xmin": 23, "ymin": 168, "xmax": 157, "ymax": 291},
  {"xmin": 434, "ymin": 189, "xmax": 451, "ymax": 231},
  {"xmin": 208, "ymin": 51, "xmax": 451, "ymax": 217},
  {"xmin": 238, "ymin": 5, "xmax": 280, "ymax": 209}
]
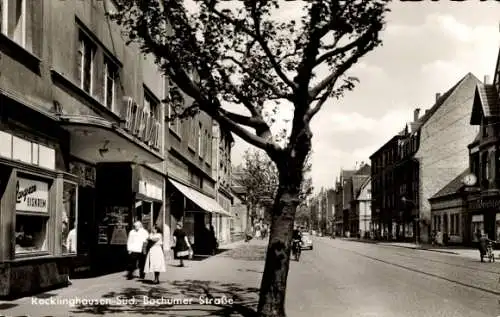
[
  {"xmin": 109, "ymin": 1, "xmax": 390, "ymax": 315},
  {"xmin": 235, "ymin": 149, "xmax": 313, "ymax": 228}
]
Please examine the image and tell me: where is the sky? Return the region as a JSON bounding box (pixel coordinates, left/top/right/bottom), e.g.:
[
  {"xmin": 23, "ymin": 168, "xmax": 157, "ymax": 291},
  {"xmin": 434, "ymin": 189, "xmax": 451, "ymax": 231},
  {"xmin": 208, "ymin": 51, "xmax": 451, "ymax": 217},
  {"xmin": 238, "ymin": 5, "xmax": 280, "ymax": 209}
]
[{"xmin": 228, "ymin": 1, "xmax": 500, "ymax": 193}]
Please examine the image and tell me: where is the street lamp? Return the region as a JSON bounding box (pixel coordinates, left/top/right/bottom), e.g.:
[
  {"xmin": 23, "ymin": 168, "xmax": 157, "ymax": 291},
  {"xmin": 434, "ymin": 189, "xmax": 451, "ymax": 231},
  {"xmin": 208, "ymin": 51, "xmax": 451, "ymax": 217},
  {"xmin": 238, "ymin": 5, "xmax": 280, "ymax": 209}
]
[{"xmin": 401, "ymin": 196, "xmax": 419, "ymax": 247}]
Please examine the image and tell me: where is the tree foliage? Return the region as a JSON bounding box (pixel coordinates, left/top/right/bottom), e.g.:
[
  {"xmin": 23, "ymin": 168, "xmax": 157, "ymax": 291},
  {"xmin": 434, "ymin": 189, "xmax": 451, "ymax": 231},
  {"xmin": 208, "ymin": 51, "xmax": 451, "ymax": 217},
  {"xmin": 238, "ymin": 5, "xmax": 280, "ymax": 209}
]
[
  {"xmin": 108, "ymin": 1, "xmax": 390, "ymax": 315},
  {"xmin": 235, "ymin": 149, "xmax": 314, "ymax": 211}
]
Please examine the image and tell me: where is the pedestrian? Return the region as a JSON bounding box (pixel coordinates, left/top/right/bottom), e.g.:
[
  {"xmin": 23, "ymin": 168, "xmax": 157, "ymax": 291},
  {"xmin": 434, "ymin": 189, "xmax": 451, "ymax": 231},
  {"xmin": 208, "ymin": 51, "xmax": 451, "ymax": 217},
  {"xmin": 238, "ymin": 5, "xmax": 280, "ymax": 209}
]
[
  {"xmin": 478, "ymin": 231, "xmax": 494, "ymax": 262},
  {"xmin": 126, "ymin": 221, "xmax": 149, "ymax": 279},
  {"xmin": 173, "ymin": 222, "xmax": 192, "ymax": 267},
  {"xmin": 209, "ymin": 224, "xmax": 218, "ymax": 255},
  {"xmin": 144, "ymin": 225, "xmax": 166, "ymax": 284}
]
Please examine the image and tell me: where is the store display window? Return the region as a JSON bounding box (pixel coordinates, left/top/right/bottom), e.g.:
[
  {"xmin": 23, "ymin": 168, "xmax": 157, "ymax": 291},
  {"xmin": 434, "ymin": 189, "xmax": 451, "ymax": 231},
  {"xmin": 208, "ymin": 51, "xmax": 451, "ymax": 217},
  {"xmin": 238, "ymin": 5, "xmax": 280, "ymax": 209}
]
[{"xmin": 15, "ymin": 176, "xmax": 50, "ymax": 255}]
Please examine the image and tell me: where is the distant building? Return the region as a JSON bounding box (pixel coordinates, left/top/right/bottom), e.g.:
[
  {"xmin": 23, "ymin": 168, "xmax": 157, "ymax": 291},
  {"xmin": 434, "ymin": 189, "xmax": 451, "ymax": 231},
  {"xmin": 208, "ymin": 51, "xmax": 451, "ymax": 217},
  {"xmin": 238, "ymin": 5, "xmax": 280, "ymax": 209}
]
[
  {"xmin": 414, "ymin": 73, "xmax": 481, "ymax": 243},
  {"xmin": 353, "ymin": 177, "xmax": 372, "ymax": 239}
]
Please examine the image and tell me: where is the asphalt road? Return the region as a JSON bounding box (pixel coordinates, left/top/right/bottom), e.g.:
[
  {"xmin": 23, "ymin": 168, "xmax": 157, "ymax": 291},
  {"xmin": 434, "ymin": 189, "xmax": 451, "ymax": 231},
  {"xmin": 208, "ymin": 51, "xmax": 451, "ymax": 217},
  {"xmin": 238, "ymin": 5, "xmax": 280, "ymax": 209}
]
[{"xmin": 286, "ymin": 237, "xmax": 500, "ymax": 317}]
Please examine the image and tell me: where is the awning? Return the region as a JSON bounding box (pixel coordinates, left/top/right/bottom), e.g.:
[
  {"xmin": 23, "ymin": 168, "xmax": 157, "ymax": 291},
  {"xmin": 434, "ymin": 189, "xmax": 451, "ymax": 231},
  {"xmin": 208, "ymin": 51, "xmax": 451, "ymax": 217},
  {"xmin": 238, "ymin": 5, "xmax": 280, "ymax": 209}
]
[
  {"xmin": 169, "ymin": 178, "xmax": 232, "ymax": 217},
  {"xmin": 59, "ymin": 115, "xmax": 163, "ymax": 164}
]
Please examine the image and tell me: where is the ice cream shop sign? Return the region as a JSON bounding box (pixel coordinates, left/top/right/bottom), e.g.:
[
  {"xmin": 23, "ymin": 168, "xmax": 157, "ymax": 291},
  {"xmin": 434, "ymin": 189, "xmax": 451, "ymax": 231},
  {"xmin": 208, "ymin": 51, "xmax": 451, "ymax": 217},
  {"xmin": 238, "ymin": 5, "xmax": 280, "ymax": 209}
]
[{"xmin": 16, "ymin": 178, "xmax": 49, "ymax": 213}]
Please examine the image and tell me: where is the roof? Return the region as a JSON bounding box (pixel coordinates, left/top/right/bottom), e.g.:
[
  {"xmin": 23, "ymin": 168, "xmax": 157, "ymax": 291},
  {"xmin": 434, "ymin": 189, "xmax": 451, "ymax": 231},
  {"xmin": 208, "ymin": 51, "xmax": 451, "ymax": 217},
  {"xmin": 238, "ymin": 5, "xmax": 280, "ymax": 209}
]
[
  {"xmin": 430, "ymin": 169, "xmax": 469, "ymax": 200},
  {"xmin": 418, "ymin": 73, "xmax": 479, "ymax": 128},
  {"xmin": 470, "ymin": 84, "xmax": 500, "ymax": 125},
  {"xmin": 341, "ymin": 170, "xmax": 355, "ymax": 180},
  {"xmin": 352, "ymin": 175, "xmax": 369, "ymax": 197},
  {"xmin": 355, "ymin": 163, "xmax": 371, "ymax": 176},
  {"xmin": 369, "ymin": 134, "xmax": 403, "ymax": 159}
]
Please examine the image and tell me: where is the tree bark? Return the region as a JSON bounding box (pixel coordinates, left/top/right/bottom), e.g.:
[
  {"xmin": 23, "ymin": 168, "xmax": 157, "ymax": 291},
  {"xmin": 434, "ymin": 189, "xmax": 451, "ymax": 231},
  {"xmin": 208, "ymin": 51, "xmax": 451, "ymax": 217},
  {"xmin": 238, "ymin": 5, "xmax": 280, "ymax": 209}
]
[{"xmin": 256, "ymin": 155, "xmax": 307, "ymax": 316}]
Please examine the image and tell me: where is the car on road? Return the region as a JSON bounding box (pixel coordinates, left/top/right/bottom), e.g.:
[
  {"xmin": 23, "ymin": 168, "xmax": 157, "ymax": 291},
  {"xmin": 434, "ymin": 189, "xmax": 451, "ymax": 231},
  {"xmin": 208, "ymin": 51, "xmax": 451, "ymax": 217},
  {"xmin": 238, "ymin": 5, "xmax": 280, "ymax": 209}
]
[{"xmin": 301, "ymin": 232, "xmax": 313, "ymax": 250}]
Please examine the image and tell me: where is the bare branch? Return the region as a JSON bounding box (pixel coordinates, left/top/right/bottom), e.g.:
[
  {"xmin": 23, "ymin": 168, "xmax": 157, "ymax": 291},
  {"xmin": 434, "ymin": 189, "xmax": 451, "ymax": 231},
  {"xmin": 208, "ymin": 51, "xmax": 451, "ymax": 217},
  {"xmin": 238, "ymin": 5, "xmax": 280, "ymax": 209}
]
[
  {"xmin": 315, "ymin": 31, "xmax": 376, "ymax": 67},
  {"xmin": 305, "ymin": 82, "xmax": 335, "ymax": 122},
  {"xmin": 220, "ymin": 56, "xmax": 292, "ymax": 100},
  {"xmin": 248, "ymin": 2, "xmax": 297, "ymax": 90}
]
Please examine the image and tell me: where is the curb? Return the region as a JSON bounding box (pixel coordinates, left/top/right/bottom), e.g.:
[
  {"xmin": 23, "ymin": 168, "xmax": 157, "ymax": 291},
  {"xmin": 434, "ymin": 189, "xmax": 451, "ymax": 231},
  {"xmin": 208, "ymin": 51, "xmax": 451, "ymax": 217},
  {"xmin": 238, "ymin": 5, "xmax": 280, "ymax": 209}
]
[{"xmin": 340, "ymin": 238, "xmax": 461, "ymax": 255}]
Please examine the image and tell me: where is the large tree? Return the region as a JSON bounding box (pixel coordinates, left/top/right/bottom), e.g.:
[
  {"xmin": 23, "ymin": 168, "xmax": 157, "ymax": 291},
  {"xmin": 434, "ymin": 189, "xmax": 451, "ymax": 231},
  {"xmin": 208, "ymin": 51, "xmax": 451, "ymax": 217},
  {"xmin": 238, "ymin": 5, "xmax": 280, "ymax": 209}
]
[
  {"xmin": 235, "ymin": 149, "xmax": 313, "ymax": 227},
  {"xmin": 110, "ymin": 1, "xmax": 389, "ymax": 315}
]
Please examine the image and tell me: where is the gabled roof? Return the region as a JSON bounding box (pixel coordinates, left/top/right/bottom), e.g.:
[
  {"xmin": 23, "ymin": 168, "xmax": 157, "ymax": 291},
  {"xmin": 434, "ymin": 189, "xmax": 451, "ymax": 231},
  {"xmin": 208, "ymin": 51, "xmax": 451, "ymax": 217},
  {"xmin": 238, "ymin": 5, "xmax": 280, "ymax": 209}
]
[
  {"xmin": 341, "ymin": 170, "xmax": 355, "ymax": 180},
  {"xmin": 418, "ymin": 73, "xmax": 479, "ymax": 128},
  {"xmin": 470, "ymin": 84, "xmax": 500, "ymax": 125},
  {"xmin": 430, "ymin": 169, "xmax": 469, "ymax": 200},
  {"xmin": 354, "ymin": 164, "xmax": 371, "ymax": 176},
  {"xmin": 352, "ymin": 175, "xmax": 369, "ymax": 197}
]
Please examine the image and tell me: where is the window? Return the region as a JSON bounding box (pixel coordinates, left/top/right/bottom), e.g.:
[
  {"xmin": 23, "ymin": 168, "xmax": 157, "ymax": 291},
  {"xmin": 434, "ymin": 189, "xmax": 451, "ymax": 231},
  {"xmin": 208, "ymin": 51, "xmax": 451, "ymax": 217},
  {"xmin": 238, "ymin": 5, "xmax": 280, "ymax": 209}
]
[
  {"xmin": 62, "ymin": 181, "xmax": 78, "ymax": 254},
  {"xmin": 482, "ymin": 120, "xmax": 488, "ymax": 138},
  {"xmin": 104, "ymin": 58, "xmax": 118, "ymax": 111},
  {"xmin": 167, "ymin": 87, "xmax": 183, "ymax": 136},
  {"xmin": 1, "ymin": 0, "xmax": 33, "ymax": 52},
  {"xmin": 77, "ymin": 31, "xmax": 96, "ymax": 95},
  {"xmin": 144, "ymin": 89, "xmax": 159, "ymax": 121},
  {"xmin": 203, "ymin": 129, "xmax": 208, "ymax": 159},
  {"xmin": 207, "ymin": 133, "xmax": 213, "ymax": 166},
  {"xmin": 15, "ymin": 176, "xmax": 50, "ymax": 255},
  {"xmin": 198, "ymin": 122, "xmax": 202, "ymax": 156},
  {"xmin": 188, "ymin": 119, "xmax": 196, "ymax": 150},
  {"xmin": 168, "ymin": 104, "xmax": 181, "ymax": 136}
]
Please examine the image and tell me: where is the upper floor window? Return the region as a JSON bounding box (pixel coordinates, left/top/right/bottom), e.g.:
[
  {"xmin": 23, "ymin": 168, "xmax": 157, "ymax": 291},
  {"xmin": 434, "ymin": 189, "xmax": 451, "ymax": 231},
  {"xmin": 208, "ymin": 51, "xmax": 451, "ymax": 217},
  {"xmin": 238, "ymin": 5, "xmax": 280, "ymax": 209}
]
[
  {"xmin": 143, "ymin": 89, "xmax": 159, "ymax": 121},
  {"xmin": 103, "ymin": 57, "xmax": 118, "ymax": 111},
  {"xmin": 483, "ymin": 119, "xmax": 488, "ymax": 138},
  {"xmin": 188, "ymin": 118, "xmax": 196, "ymax": 150},
  {"xmin": 197, "ymin": 122, "xmax": 202, "ymax": 156},
  {"xmin": 1, "ymin": 0, "xmax": 33, "ymax": 52},
  {"xmin": 203, "ymin": 129, "xmax": 208, "ymax": 159},
  {"xmin": 77, "ymin": 31, "xmax": 96, "ymax": 95},
  {"xmin": 167, "ymin": 88, "xmax": 183, "ymax": 136}
]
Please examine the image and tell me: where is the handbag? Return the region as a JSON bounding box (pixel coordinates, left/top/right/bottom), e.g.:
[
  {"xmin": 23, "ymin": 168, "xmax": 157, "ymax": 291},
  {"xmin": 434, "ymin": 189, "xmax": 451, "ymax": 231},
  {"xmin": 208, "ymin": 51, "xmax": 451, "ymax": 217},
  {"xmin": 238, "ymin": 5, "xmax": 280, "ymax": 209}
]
[{"xmin": 177, "ymin": 250, "xmax": 189, "ymax": 257}]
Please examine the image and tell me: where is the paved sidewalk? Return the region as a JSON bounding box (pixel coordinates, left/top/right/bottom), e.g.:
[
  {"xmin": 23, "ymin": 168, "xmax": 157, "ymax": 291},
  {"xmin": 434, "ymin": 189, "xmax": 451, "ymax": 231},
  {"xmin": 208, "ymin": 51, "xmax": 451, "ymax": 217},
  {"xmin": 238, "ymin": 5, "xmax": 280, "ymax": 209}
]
[
  {"xmin": 0, "ymin": 239, "xmax": 267, "ymax": 317},
  {"xmin": 339, "ymin": 237, "xmax": 490, "ymax": 259}
]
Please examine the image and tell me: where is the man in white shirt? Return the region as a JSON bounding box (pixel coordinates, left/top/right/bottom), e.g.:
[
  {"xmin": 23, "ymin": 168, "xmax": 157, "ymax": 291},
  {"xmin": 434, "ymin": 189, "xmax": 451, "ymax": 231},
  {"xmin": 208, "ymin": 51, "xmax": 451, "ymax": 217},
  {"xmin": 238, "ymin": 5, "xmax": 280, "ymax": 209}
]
[{"xmin": 126, "ymin": 221, "xmax": 149, "ymax": 279}]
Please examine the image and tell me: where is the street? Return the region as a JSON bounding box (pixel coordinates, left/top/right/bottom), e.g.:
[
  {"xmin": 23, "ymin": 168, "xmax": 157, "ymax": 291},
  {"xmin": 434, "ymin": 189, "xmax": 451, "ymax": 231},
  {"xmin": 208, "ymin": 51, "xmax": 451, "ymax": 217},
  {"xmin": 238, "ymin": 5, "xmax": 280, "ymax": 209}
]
[
  {"xmin": 1, "ymin": 237, "xmax": 500, "ymax": 317},
  {"xmin": 287, "ymin": 238, "xmax": 500, "ymax": 317}
]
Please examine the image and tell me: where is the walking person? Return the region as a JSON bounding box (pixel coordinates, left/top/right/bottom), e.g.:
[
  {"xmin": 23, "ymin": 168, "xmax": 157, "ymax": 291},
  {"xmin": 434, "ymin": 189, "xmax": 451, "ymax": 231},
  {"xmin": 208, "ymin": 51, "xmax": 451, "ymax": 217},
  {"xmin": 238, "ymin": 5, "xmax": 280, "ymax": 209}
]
[
  {"xmin": 173, "ymin": 222, "xmax": 192, "ymax": 267},
  {"xmin": 126, "ymin": 221, "xmax": 149, "ymax": 279},
  {"xmin": 144, "ymin": 225, "xmax": 166, "ymax": 284},
  {"xmin": 209, "ymin": 224, "xmax": 218, "ymax": 255}
]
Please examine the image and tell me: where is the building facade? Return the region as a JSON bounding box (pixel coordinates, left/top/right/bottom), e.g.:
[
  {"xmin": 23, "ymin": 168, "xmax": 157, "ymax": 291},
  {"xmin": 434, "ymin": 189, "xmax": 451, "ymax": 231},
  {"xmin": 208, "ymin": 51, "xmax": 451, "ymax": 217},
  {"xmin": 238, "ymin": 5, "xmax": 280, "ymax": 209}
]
[
  {"xmin": 414, "ymin": 73, "xmax": 481, "ymax": 243},
  {"xmin": 429, "ymin": 169, "xmax": 469, "ymax": 245},
  {"xmin": 349, "ymin": 164, "xmax": 370, "ymax": 236},
  {"xmin": 370, "ymin": 136, "xmax": 402, "ymax": 240},
  {"xmin": 0, "ymin": 0, "xmax": 166, "ymax": 297},
  {"xmin": 212, "ymin": 121, "xmax": 234, "ymax": 245},
  {"xmin": 394, "ymin": 118, "xmax": 420, "ymax": 242},
  {"xmin": 165, "ymin": 85, "xmax": 231, "ymax": 255},
  {"xmin": 353, "ymin": 177, "xmax": 372, "ymax": 239},
  {"xmin": 465, "ymin": 55, "xmax": 500, "ymax": 243}
]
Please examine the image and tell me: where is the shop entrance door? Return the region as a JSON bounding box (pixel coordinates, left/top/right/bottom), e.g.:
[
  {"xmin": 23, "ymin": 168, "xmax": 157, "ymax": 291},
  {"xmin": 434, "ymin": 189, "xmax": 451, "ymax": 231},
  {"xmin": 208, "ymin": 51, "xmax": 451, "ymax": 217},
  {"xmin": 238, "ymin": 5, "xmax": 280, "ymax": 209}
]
[{"xmin": 136, "ymin": 200, "xmax": 153, "ymax": 231}]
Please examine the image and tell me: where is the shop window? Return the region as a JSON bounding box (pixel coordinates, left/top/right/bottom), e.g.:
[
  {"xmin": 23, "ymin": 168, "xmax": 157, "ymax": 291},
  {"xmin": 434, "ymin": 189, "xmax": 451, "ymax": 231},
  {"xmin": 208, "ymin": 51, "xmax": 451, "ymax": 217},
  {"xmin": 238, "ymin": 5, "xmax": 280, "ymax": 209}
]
[
  {"xmin": 62, "ymin": 181, "xmax": 78, "ymax": 254},
  {"xmin": 496, "ymin": 214, "xmax": 500, "ymax": 241},
  {"xmin": 15, "ymin": 176, "xmax": 50, "ymax": 255}
]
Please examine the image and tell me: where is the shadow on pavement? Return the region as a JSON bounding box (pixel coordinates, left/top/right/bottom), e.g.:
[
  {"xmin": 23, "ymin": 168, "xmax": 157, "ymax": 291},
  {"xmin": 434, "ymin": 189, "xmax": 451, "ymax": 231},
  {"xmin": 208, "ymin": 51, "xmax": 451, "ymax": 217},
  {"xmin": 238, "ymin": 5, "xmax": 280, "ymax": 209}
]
[
  {"xmin": 70, "ymin": 279, "xmax": 260, "ymax": 316},
  {"xmin": 220, "ymin": 244, "xmax": 267, "ymax": 261}
]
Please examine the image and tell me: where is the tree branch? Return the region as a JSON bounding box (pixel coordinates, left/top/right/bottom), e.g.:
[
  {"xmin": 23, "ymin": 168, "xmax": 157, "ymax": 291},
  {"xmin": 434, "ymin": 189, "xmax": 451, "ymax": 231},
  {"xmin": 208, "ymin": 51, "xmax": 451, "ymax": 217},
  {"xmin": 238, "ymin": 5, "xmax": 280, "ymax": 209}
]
[
  {"xmin": 305, "ymin": 82, "xmax": 335, "ymax": 122},
  {"xmin": 249, "ymin": 2, "xmax": 297, "ymax": 91},
  {"xmin": 315, "ymin": 31, "xmax": 375, "ymax": 67},
  {"xmin": 220, "ymin": 56, "xmax": 292, "ymax": 100}
]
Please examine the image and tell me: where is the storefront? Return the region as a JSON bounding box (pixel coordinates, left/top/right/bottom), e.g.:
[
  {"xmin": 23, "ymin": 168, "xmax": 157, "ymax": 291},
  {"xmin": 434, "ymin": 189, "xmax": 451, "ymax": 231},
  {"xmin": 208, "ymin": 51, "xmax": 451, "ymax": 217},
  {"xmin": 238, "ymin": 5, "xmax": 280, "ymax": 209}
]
[
  {"xmin": 0, "ymin": 121, "xmax": 78, "ymax": 297},
  {"xmin": 467, "ymin": 196, "xmax": 500, "ymax": 244},
  {"xmin": 58, "ymin": 114, "xmax": 164, "ymax": 275},
  {"xmin": 167, "ymin": 177, "xmax": 231, "ymax": 255}
]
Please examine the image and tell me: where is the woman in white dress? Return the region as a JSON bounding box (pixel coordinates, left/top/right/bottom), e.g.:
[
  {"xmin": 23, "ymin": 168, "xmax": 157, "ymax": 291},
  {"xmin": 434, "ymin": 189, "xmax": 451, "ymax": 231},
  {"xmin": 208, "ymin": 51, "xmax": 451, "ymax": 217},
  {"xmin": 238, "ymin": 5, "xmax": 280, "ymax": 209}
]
[{"xmin": 144, "ymin": 225, "xmax": 166, "ymax": 284}]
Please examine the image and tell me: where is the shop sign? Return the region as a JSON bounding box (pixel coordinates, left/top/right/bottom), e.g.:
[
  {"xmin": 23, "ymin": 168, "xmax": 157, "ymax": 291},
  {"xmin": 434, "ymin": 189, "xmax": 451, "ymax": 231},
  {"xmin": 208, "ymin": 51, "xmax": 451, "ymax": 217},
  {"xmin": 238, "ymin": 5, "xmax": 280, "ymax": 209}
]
[
  {"xmin": 138, "ymin": 180, "xmax": 162, "ymax": 201},
  {"xmin": 468, "ymin": 198, "xmax": 500, "ymax": 210},
  {"xmin": 16, "ymin": 178, "xmax": 49, "ymax": 213}
]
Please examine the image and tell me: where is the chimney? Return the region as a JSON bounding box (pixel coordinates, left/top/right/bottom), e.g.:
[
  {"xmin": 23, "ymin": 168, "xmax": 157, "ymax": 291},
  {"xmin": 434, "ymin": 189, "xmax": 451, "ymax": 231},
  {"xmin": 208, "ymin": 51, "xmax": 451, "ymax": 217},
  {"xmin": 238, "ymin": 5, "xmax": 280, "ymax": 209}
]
[
  {"xmin": 413, "ymin": 108, "xmax": 420, "ymax": 121},
  {"xmin": 484, "ymin": 75, "xmax": 490, "ymax": 84},
  {"xmin": 435, "ymin": 93, "xmax": 441, "ymax": 102}
]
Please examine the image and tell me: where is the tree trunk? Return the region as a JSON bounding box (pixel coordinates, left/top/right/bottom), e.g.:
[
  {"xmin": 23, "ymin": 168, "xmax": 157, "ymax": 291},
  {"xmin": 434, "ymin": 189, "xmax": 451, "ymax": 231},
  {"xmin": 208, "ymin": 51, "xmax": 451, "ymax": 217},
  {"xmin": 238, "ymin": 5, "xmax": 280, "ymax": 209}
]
[{"xmin": 257, "ymin": 161, "xmax": 305, "ymax": 316}]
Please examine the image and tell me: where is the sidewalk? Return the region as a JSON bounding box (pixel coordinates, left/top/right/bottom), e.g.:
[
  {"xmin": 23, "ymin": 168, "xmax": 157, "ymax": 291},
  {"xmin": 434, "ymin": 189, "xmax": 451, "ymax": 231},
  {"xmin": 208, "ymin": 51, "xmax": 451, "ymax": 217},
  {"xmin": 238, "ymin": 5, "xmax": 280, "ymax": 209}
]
[
  {"xmin": 340, "ymin": 238, "xmax": 487, "ymax": 259},
  {"xmin": 0, "ymin": 238, "xmax": 267, "ymax": 317}
]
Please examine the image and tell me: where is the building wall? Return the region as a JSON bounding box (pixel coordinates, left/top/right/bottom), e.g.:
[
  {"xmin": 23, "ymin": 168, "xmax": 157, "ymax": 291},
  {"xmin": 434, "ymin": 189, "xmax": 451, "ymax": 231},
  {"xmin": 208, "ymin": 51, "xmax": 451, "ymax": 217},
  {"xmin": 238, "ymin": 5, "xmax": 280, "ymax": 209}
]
[{"xmin": 415, "ymin": 74, "xmax": 480, "ymax": 242}]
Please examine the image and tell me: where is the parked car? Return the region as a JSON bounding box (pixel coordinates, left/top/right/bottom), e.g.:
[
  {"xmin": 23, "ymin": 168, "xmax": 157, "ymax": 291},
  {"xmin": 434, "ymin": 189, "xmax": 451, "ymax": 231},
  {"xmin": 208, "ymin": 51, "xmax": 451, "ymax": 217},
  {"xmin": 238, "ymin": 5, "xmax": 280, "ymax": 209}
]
[{"xmin": 301, "ymin": 232, "xmax": 313, "ymax": 250}]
